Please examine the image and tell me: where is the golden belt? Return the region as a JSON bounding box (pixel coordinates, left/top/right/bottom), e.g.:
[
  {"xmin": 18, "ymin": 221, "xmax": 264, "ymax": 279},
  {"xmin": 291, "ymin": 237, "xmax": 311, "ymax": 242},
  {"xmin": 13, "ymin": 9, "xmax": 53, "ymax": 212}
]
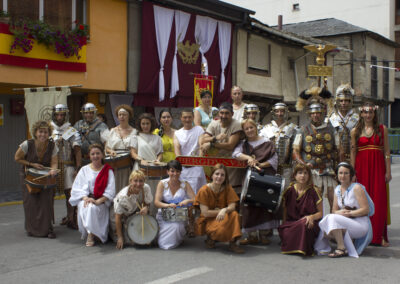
[{"xmin": 358, "ymin": 145, "xmax": 382, "ymax": 152}]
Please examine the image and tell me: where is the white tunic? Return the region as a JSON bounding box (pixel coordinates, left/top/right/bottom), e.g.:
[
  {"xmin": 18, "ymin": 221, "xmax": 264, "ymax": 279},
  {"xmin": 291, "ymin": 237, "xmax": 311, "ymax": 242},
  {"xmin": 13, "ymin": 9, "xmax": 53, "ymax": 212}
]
[
  {"xmin": 314, "ymin": 183, "xmax": 369, "ymax": 258},
  {"xmin": 69, "ymin": 165, "xmax": 116, "ymax": 243},
  {"xmin": 156, "ymin": 178, "xmax": 188, "ymax": 250},
  {"xmin": 233, "ymin": 103, "xmax": 247, "ymax": 122},
  {"xmin": 132, "ymin": 133, "xmax": 164, "ymax": 216},
  {"xmin": 106, "ymin": 127, "xmax": 137, "ymax": 193},
  {"xmin": 175, "ymin": 126, "xmax": 207, "ymax": 193}
]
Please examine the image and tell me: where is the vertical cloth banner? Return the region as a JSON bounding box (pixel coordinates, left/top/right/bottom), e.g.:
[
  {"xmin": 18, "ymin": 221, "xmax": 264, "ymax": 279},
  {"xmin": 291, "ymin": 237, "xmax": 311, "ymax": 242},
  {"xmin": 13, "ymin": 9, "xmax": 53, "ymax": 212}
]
[
  {"xmin": 154, "ymin": 5, "xmax": 174, "ymax": 102},
  {"xmin": 194, "ymin": 74, "xmax": 214, "ymax": 108},
  {"xmin": 170, "ymin": 10, "xmax": 191, "ymax": 99},
  {"xmin": 109, "ymin": 94, "xmax": 134, "ymax": 125},
  {"xmin": 195, "ymin": 15, "xmax": 217, "ymax": 76},
  {"xmin": 217, "ymin": 21, "xmax": 232, "ymax": 92},
  {"xmin": 24, "ymin": 87, "xmax": 71, "ymax": 135}
]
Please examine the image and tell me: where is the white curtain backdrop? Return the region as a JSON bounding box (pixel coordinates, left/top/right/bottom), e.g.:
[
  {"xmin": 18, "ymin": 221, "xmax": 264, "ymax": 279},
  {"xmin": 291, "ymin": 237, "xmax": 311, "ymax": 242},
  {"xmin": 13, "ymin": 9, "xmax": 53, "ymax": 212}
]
[
  {"xmin": 154, "ymin": 5, "xmax": 174, "ymax": 101},
  {"xmin": 170, "ymin": 10, "xmax": 191, "ymax": 99},
  {"xmin": 194, "ymin": 15, "xmax": 217, "ymax": 75},
  {"xmin": 217, "ymin": 21, "xmax": 231, "ymax": 92}
]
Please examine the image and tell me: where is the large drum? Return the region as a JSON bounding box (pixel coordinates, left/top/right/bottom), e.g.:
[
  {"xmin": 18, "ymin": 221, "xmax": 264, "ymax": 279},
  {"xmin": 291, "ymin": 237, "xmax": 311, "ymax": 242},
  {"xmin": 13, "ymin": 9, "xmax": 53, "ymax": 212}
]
[
  {"xmin": 126, "ymin": 214, "xmax": 158, "ymax": 245},
  {"xmin": 241, "ymin": 169, "xmax": 285, "ymax": 213},
  {"xmin": 161, "ymin": 207, "xmax": 189, "ymax": 222},
  {"xmin": 25, "ymin": 168, "xmax": 57, "ymax": 194},
  {"xmin": 140, "ymin": 161, "xmax": 168, "ymax": 180},
  {"xmin": 104, "ymin": 151, "xmax": 132, "ymax": 170}
]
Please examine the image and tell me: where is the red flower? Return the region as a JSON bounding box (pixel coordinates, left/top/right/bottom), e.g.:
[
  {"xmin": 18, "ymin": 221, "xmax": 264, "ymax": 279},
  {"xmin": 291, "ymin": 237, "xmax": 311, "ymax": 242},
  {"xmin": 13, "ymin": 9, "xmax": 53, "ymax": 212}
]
[{"xmin": 79, "ymin": 24, "xmax": 84, "ymax": 30}]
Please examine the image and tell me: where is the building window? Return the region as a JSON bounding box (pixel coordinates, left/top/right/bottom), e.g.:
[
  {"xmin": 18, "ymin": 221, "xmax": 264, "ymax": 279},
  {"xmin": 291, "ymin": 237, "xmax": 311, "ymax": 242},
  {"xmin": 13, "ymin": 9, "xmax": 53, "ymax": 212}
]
[
  {"xmin": 396, "ymin": 0, "xmax": 400, "ymax": 25},
  {"xmin": 247, "ymin": 33, "xmax": 271, "ymax": 77},
  {"xmin": 395, "ymin": 31, "xmax": 400, "ymax": 69},
  {"xmin": 383, "ymin": 60, "xmax": 389, "ymax": 101},
  {"xmin": 292, "ymin": 3, "xmax": 300, "ymax": 11},
  {"xmin": 371, "ymin": 56, "xmax": 378, "ymax": 98},
  {"xmin": 4, "ymin": 0, "xmax": 86, "ymax": 28}
]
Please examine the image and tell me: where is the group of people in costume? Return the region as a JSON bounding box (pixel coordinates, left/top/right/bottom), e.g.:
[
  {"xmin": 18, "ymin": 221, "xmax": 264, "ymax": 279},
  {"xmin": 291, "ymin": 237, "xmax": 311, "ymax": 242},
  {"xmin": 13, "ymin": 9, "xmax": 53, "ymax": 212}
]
[{"xmin": 14, "ymin": 83, "xmax": 392, "ymax": 257}]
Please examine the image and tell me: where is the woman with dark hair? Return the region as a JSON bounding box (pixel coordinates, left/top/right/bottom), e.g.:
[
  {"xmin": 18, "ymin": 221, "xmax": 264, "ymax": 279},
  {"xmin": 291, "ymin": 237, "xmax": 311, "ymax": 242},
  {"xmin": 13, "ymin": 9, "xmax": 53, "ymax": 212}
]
[
  {"xmin": 350, "ymin": 101, "xmax": 391, "ymax": 246},
  {"xmin": 15, "ymin": 120, "xmax": 58, "ymax": 238},
  {"xmin": 278, "ymin": 164, "xmax": 323, "ymax": 256},
  {"xmin": 315, "ymin": 162, "xmax": 374, "ymax": 258},
  {"xmin": 131, "ymin": 113, "xmax": 163, "ymax": 165},
  {"xmin": 69, "ymin": 144, "xmax": 116, "ymax": 246},
  {"xmin": 153, "ymin": 109, "xmax": 176, "ymax": 162},
  {"xmin": 194, "ymin": 90, "xmax": 219, "ymax": 129},
  {"xmin": 154, "ymin": 160, "xmax": 195, "ymax": 249},
  {"xmin": 105, "ymin": 104, "xmax": 137, "ymax": 194},
  {"xmin": 195, "ymin": 164, "xmax": 243, "ymax": 253}
]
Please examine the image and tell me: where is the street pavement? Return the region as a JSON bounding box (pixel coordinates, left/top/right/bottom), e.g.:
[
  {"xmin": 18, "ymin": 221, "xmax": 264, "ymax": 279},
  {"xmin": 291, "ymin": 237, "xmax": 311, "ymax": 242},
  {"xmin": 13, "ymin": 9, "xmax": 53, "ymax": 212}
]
[{"xmin": 1, "ymin": 164, "xmax": 400, "ymax": 284}]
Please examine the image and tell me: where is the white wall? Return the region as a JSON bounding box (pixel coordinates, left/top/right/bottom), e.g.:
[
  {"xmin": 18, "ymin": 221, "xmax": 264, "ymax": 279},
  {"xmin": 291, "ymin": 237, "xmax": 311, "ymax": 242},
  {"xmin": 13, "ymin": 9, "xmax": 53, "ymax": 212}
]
[{"xmin": 226, "ymin": 0, "xmax": 393, "ymax": 39}]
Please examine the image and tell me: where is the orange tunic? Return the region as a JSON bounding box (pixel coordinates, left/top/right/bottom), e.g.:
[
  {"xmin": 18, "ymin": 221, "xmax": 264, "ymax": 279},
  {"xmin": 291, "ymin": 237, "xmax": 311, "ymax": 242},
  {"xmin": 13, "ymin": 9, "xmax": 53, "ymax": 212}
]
[{"xmin": 194, "ymin": 184, "xmax": 241, "ymax": 242}]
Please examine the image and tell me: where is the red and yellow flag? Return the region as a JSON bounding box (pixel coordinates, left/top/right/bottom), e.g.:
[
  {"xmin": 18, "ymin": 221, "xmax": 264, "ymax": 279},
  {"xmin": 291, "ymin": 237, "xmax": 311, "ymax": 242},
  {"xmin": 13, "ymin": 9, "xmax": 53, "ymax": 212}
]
[{"xmin": 194, "ymin": 74, "xmax": 214, "ymax": 108}]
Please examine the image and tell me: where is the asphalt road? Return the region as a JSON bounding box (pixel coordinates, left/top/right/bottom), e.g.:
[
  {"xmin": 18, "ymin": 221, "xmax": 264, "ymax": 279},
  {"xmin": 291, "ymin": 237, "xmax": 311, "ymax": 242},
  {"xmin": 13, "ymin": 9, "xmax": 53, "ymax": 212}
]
[{"xmin": 1, "ymin": 164, "xmax": 400, "ymax": 284}]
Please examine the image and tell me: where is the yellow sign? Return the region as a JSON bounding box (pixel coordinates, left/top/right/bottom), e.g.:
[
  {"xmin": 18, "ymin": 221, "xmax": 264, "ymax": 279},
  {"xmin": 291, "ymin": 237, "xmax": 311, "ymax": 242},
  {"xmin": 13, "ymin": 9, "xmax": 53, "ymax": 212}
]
[{"xmin": 308, "ymin": 65, "xmax": 333, "ymax": 77}]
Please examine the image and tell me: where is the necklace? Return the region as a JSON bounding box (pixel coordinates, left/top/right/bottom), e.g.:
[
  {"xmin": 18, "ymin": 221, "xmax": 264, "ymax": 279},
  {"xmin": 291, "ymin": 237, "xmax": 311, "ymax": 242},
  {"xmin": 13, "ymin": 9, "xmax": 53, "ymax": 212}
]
[{"xmin": 362, "ymin": 126, "xmax": 374, "ymax": 138}]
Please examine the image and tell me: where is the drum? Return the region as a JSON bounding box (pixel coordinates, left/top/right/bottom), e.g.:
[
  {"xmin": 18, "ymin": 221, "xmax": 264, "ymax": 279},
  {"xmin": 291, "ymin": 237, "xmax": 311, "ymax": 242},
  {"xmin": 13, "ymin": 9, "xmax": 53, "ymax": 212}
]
[
  {"xmin": 104, "ymin": 151, "xmax": 132, "ymax": 169},
  {"xmin": 241, "ymin": 169, "xmax": 285, "ymax": 213},
  {"xmin": 126, "ymin": 214, "xmax": 158, "ymax": 245},
  {"xmin": 161, "ymin": 207, "xmax": 189, "ymax": 222},
  {"xmin": 140, "ymin": 161, "xmax": 168, "ymax": 180},
  {"xmin": 25, "ymin": 168, "xmax": 57, "ymax": 194}
]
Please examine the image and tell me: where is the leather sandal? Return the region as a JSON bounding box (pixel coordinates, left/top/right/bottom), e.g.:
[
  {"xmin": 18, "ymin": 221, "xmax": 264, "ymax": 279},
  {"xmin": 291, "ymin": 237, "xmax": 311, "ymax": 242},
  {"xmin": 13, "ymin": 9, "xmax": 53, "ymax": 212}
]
[
  {"xmin": 204, "ymin": 237, "xmax": 216, "ymax": 249},
  {"xmin": 228, "ymin": 242, "xmax": 245, "ymax": 254},
  {"xmin": 60, "ymin": 217, "xmax": 69, "ymax": 226},
  {"xmin": 259, "ymin": 234, "xmax": 271, "ymax": 245},
  {"xmin": 86, "ymin": 234, "xmax": 95, "ymax": 247},
  {"xmin": 239, "ymin": 235, "xmax": 259, "ymax": 245},
  {"xmin": 47, "ymin": 232, "xmax": 56, "ymax": 239},
  {"xmin": 328, "ymin": 248, "xmax": 348, "ymax": 258}
]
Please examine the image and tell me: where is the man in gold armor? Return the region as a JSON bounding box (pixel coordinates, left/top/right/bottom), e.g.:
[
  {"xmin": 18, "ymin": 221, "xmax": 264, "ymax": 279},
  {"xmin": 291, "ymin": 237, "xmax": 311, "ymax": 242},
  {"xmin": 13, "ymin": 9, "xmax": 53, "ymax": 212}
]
[{"xmin": 293, "ymin": 102, "xmax": 337, "ymax": 210}]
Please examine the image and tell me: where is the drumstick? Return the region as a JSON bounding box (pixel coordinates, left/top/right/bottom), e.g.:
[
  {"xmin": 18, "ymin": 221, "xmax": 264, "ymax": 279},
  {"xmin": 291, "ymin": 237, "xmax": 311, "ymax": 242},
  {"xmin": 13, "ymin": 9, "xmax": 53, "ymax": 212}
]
[
  {"xmin": 32, "ymin": 173, "xmax": 52, "ymax": 181},
  {"xmin": 135, "ymin": 201, "xmax": 156, "ymax": 231},
  {"xmin": 141, "ymin": 215, "xmax": 144, "ymax": 240}
]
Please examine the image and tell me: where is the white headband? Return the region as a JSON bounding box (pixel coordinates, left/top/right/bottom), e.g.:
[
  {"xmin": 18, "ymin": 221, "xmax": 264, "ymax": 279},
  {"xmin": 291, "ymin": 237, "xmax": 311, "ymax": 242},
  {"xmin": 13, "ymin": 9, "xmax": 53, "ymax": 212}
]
[{"xmin": 118, "ymin": 108, "xmax": 129, "ymax": 115}]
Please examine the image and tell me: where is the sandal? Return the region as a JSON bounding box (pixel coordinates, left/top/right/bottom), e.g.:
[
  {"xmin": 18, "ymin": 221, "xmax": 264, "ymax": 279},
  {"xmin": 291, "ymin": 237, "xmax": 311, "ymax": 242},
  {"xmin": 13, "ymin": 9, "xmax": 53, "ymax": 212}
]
[
  {"xmin": 259, "ymin": 234, "xmax": 271, "ymax": 245},
  {"xmin": 328, "ymin": 248, "xmax": 348, "ymax": 258},
  {"xmin": 204, "ymin": 237, "xmax": 216, "ymax": 249},
  {"xmin": 381, "ymin": 239, "xmax": 390, "ymax": 247},
  {"xmin": 86, "ymin": 234, "xmax": 95, "ymax": 247},
  {"xmin": 228, "ymin": 242, "xmax": 245, "ymax": 254},
  {"xmin": 239, "ymin": 235, "xmax": 259, "ymax": 245}
]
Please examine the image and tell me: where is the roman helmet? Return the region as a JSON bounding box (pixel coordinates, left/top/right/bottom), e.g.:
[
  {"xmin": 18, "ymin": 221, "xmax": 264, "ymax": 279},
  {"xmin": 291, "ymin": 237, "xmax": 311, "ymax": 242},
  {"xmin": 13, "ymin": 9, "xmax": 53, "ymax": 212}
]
[
  {"xmin": 243, "ymin": 104, "xmax": 260, "ymax": 122},
  {"xmin": 80, "ymin": 103, "xmax": 97, "ymax": 114},
  {"xmin": 52, "ymin": 103, "xmax": 69, "ymax": 123},
  {"xmin": 271, "ymin": 102, "xmax": 289, "ymax": 120}
]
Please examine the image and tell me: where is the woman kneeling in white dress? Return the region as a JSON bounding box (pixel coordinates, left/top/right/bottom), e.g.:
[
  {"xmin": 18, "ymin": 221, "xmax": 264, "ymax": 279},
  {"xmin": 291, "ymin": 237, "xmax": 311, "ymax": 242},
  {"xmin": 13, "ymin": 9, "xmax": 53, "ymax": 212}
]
[
  {"xmin": 70, "ymin": 144, "xmax": 116, "ymax": 246},
  {"xmin": 154, "ymin": 160, "xmax": 195, "ymax": 250},
  {"xmin": 315, "ymin": 162, "xmax": 374, "ymax": 258}
]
